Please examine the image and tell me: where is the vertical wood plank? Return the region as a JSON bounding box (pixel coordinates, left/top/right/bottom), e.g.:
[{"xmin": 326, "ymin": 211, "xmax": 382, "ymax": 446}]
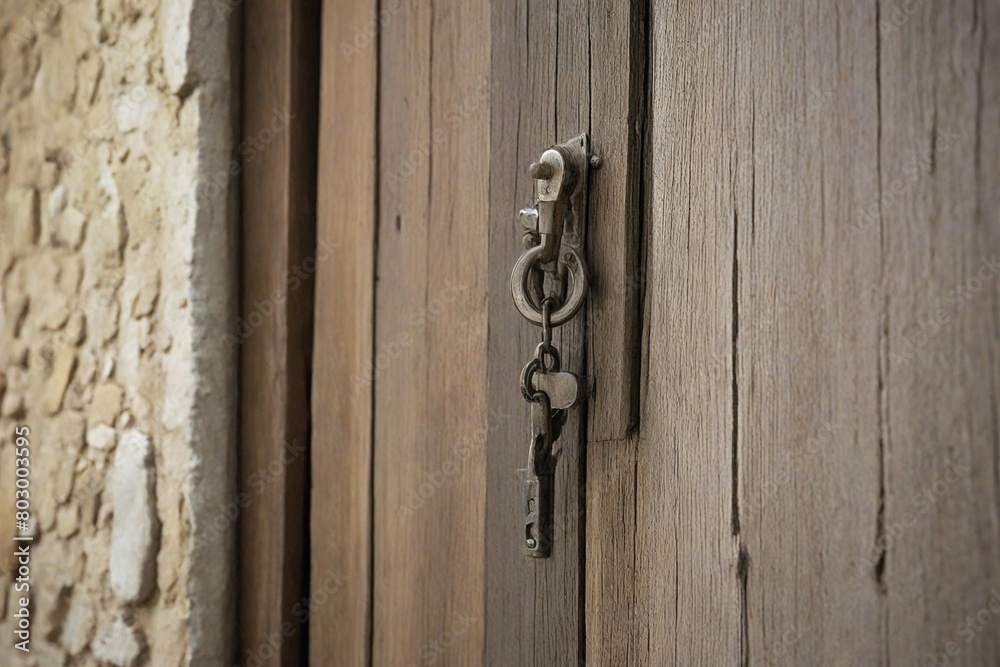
[
  {"xmin": 879, "ymin": 0, "xmax": 1000, "ymax": 663},
  {"xmin": 583, "ymin": 0, "xmax": 648, "ymax": 663},
  {"xmin": 371, "ymin": 1, "xmax": 433, "ymax": 661},
  {"xmin": 310, "ymin": 0, "xmax": 377, "ymax": 663},
  {"xmin": 738, "ymin": 1, "xmax": 885, "ymax": 663},
  {"xmin": 485, "ymin": 2, "xmax": 587, "ymax": 663},
  {"xmin": 586, "ymin": 0, "xmax": 647, "ymax": 442},
  {"xmin": 240, "ymin": 1, "xmax": 318, "ymax": 665},
  {"xmin": 372, "ymin": 1, "xmax": 489, "ymax": 664},
  {"xmin": 632, "ymin": 1, "xmax": 744, "ymax": 663},
  {"xmin": 589, "ymin": 1, "xmax": 1000, "ymax": 664}
]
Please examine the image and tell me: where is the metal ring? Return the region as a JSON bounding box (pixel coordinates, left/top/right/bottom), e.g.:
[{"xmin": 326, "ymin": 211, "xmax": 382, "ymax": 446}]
[{"xmin": 510, "ymin": 245, "xmax": 589, "ymax": 326}]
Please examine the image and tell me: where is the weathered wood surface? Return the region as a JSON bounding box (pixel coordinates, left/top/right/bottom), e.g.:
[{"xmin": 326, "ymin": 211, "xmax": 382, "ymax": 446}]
[
  {"xmin": 586, "ymin": 0, "xmax": 1000, "ymax": 665},
  {"xmin": 587, "ymin": 0, "xmax": 648, "ymax": 443},
  {"xmin": 309, "ymin": 0, "xmax": 377, "ymax": 663},
  {"xmin": 637, "ymin": 1, "xmax": 746, "ymax": 663},
  {"xmin": 311, "ymin": 1, "xmax": 999, "ymax": 665},
  {"xmin": 240, "ymin": 1, "xmax": 318, "ymax": 664},
  {"xmin": 878, "ymin": 0, "xmax": 1000, "ymax": 663},
  {"xmin": 371, "ymin": 1, "xmax": 490, "ymax": 665},
  {"xmin": 485, "ymin": 1, "xmax": 605, "ymax": 663},
  {"xmin": 583, "ymin": 0, "xmax": 649, "ymax": 664},
  {"xmin": 736, "ymin": 1, "xmax": 884, "ymax": 663}
]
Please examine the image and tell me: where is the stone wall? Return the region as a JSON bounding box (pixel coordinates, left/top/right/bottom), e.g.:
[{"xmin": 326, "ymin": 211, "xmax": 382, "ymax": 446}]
[{"xmin": 0, "ymin": 0, "xmax": 236, "ymax": 664}]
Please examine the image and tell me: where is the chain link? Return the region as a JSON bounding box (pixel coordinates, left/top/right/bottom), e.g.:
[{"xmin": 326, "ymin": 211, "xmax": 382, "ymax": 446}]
[
  {"xmin": 520, "ymin": 358, "xmax": 541, "ymax": 402},
  {"xmin": 522, "ymin": 292, "xmax": 565, "ymax": 402},
  {"xmin": 541, "ymin": 296, "xmax": 556, "ymax": 347}
]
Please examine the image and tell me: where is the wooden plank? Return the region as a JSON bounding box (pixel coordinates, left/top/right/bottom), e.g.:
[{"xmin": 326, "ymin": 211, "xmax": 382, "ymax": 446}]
[
  {"xmin": 309, "ymin": 0, "xmax": 377, "ymax": 663},
  {"xmin": 583, "ymin": 0, "xmax": 648, "ymax": 662},
  {"xmin": 586, "ymin": 0, "xmax": 647, "ymax": 442},
  {"xmin": 627, "ymin": 2, "xmax": 744, "ymax": 663},
  {"xmin": 371, "ymin": 1, "xmax": 490, "ymax": 664},
  {"xmin": 879, "ymin": 0, "xmax": 1000, "ymax": 663},
  {"xmin": 737, "ymin": 1, "xmax": 885, "ymax": 663},
  {"xmin": 240, "ymin": 1, "xmax": 318, "ymax": 665},
  {"xmin": 595, "ymin": 1, "xmax": 1000, "ymax": 664},
  {"xmin": 485, "ymin": 2, "xmax": 589, "ymax": 663}
]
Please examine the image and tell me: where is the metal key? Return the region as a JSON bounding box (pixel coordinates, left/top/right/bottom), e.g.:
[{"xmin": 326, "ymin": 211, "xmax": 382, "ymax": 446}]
[{"xmin": 519, "ymin": 392, "xmax": 556, "ymax": 558}]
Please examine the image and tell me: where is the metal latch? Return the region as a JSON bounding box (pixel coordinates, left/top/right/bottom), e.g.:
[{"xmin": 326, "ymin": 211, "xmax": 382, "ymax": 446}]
[{"xmin": 510, "ymin": 134, "xmax": 596, "ymax": 557}]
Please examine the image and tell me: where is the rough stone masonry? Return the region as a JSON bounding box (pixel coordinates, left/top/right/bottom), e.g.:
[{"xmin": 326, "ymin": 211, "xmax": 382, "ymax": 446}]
[{"xmin": 0, "ymin": 0, "xmax": 237, "ymax": 665}]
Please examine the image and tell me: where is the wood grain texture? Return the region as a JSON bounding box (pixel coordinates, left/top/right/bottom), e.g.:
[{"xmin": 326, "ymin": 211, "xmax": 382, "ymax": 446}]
[
  {"xmin": 878, "ymin": 0, "xmax": 1000, "ymax": 663},
  {"xmin": 634, "ymin": 1, "xmax": 744, "ymax": 663},
  {"xmin": 308, "ymin": 2, "xmax": 999, "ymax": 665},
  {"xmin": 586, "ymin": 1, "xmax": 1000, "ymax": 665},
  {"xmin": 309, "ymin": 0, "xmax": 377, "ymax": 663},
  {"xmin": 240, "ymin": 1, "xmax": 318, "ymax": 665},
  {"xmin": 485, "ymin": 2, "xmax": 590, "ymax": 663},
  {"xmin": 371, "ymin": 1, "xmax": 489, "ymax": 665},
  {"xmin": 586, "ymin": 0, "xmax": 647, "ymax": 442},
  {"xmin": 583, "ymin": 0, "xmax": 648, "ymax": 663},
  {"xmin": 737, "ymin": 2, "xmax": 884, "ymax": 663}
]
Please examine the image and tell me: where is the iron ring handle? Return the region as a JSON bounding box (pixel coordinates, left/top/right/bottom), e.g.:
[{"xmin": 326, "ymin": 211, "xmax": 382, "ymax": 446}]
[{"xmin": 510, "ymin": 244, "xmax": 589, "ymax": 327}]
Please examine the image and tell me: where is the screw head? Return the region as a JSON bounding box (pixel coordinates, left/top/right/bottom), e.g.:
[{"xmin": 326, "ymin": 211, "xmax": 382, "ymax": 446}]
[
  {"xmin": 526, "ymin": 538, "xmax": 537, "ymax": 549},
  {"xmin": 589, "ymin": 155, "xmax": 602, "ymax": 169}
]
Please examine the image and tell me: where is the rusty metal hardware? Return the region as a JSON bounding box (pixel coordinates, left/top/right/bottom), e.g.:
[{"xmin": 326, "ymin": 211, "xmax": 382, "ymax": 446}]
[
  {"xmin": 519, "ymin": 392, "xmax": 557, "ymax": 557},
  {"xmin": 511, "ymin": 134, "xmax": 595, "ymax": 558},
  {"xmin": 510, "ymin": 135, "xmax": 591, "ymax": 327}
]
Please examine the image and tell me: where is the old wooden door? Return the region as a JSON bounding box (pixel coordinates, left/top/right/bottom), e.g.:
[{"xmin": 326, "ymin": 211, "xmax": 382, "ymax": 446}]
[{"xmin": 305, "ymin": 1, "xmax": 1000, "ymax": 665}]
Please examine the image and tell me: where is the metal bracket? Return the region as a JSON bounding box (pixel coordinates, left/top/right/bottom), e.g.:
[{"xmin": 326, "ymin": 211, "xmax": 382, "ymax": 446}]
[
  {"xmin": 510, "ymin": 134, "xmax": 593, "ymax": 327},
  {"xmin": 510, "ymin": 134, "xmax": 597, "ymax": 558}
]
